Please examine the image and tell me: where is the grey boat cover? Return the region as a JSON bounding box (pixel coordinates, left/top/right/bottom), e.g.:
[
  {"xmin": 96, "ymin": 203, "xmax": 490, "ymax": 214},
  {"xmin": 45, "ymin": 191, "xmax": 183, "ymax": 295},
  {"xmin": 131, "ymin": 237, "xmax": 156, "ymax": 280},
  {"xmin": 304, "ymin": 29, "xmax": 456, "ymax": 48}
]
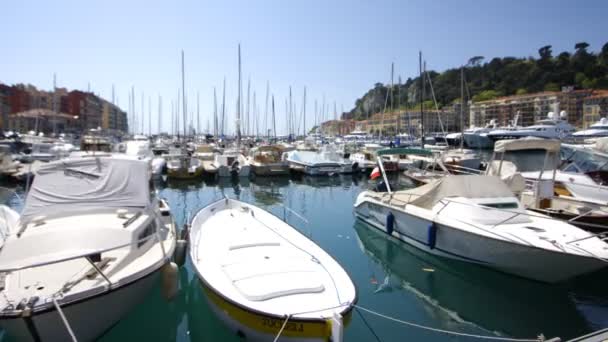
[
  {"xmin": 391, "ymin": 175, "xmax": 515, "ymax": 209},
  {"xmin": 20, "ymin": 157, "xmax": 150, "ymax": 223}
]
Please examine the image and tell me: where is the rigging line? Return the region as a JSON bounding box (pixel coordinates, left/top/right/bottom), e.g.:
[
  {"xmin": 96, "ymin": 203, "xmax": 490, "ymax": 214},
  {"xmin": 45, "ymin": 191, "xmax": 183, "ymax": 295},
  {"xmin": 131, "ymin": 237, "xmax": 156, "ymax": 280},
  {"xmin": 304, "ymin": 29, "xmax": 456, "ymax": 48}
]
[
  {"xmin": 272, "ymin": 314, "xmax": 291, "ymax": 342},
  {"xmin": 355, "ymin": 307, "xmax": 383, "ymax": 342},
  {"xmin": 354, "ymin": 305, "xmax": 542, "ymax": 342}
]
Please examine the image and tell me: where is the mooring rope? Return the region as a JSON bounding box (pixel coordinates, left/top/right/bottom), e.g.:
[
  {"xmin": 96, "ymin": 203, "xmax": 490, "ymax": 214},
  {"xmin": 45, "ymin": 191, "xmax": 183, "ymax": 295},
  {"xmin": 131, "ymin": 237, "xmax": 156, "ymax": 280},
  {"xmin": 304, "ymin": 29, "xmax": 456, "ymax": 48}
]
[
  {"xmin": 272, "ymin": 314, "xmax": 291, "ymax": 342},
  {"xmin": 354, "ymin": 304, "xmax": 547, "ymax": 342},
  {"xmin": 52, "ymin": 297, "xmax": 78, "ymax": 342}
]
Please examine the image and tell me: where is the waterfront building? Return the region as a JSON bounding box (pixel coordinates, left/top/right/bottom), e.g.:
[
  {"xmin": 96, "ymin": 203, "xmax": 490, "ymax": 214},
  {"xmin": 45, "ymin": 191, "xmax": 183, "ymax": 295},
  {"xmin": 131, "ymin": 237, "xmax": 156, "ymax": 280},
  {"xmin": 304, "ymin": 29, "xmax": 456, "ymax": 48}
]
[
  {"xmin": 469, "ymin": 88, "xmax": 597, "ymax": 129},
  {"xmin": 582, "ymin": 91, "xmax": 608, "ymax": 128},
  {"xmin": 0, "ymin": 82, "xmax": 128, "ymax": 134}
]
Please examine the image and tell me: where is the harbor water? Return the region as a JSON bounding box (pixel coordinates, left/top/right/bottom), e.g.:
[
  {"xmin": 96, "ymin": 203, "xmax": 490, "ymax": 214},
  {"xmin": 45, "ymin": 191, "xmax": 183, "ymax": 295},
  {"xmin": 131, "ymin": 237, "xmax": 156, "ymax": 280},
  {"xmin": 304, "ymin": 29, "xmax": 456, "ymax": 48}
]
[{"xmin": 2, "ymin": 173, "xmax": 608, "ymax": 341}]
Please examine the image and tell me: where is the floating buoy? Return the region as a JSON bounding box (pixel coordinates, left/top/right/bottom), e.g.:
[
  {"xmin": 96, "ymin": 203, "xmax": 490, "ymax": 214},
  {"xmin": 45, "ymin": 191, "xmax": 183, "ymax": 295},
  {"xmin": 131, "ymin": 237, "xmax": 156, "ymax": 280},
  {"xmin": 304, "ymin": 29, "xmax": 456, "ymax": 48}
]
[
  {"xmin": 386, "ymin": 212, "xmax": 395, "ymax": 236},
  {"xmin": 427, "ymin": 222, "xmax": 437, "ymax": 249},
  {"xmin": 161, "ymin": 262, "xmax": 179, "ymax": 301}
]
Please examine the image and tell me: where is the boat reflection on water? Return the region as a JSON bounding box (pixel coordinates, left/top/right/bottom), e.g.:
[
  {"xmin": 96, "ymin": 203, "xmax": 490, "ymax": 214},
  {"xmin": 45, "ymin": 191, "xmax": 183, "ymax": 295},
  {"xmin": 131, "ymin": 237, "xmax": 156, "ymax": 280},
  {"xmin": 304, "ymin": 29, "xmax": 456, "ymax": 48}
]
[
  {"xmin": 249, "ymin": 176, "xmax": 290, "ymax": 206},
  {"xmin": 352, "ymin": 220, "xmax": 608, "ymax": 340}
]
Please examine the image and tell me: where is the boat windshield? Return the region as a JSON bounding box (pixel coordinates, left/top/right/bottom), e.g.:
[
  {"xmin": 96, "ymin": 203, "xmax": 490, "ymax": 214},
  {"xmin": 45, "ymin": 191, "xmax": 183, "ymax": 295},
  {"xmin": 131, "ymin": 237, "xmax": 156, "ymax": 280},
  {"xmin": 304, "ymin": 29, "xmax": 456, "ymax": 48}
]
[
  {"xmin": 480, "ymin": 202, "xmax": 519, "ymax": 209},
  {"xmin": 560, "ymin": 145, "xmax": 608, "ymax": 172}
]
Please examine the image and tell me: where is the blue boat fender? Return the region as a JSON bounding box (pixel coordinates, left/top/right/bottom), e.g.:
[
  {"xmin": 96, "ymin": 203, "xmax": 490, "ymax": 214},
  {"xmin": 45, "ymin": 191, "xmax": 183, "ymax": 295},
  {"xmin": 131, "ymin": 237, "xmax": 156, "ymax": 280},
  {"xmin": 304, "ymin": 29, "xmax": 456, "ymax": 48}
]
[
  {"xmin": 386, "ymin": 212, "xmax": 395, "ymax": 235},
  {"xmin": 428, "ymin": 222, "xmax": 437, "ymax": 249}
]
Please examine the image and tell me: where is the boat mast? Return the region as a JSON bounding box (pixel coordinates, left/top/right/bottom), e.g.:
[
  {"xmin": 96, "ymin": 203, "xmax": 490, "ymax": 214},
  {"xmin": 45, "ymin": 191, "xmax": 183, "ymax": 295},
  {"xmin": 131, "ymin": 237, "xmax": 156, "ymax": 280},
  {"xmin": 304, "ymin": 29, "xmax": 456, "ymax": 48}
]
[
  {"xmin": 213, "ymin": 87, "xmax": 218, "ymax": 138},
  {"xmin": 272, "ymin": 95, "xmax": 276, "ymax": 140},
  {"xmin": 148, "ymin": 96, "xmax": 151, "ymax": 136},
  {"xmin": 460, "ymin": 66, "xmax": 465, "ymax": 150},
  {"xmin": 302, "ymin": 87, "xmax": 307, "ymax": 136},
  {"xmin": 181, "ymin": 50, "xmax": 187, "ymax": 140},
  {"xmin": 246, "ymin": 78, "xmax": 251, "ymax": 137},
  {"xmin": 221, "ymin": 77, "xmax": 226, "ymax": 137},
  {"xmin": 237, "ymin": 44, "xmax": 242, "ymax": 147},
  {"xmin": 264, "ymin": 81, "xmax": 269, "ymax": 140},
  {"xmin": 158, "ymin": 95, "xmax": 162, "ymax": 134},
  {"xmin": 419, "ymin": 51, "xmax": 425, "ymax": 147},
  {"xmin": 197, "ymin": 91, "xmax": 201, "ymax": 138}
]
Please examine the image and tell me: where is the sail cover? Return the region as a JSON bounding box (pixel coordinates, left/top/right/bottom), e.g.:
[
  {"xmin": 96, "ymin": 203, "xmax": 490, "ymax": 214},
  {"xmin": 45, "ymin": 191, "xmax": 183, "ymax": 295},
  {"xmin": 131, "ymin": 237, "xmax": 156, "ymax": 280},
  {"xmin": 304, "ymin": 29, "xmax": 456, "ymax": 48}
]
[{"xmin": 20, "ymin": 157, "xmax": 150, "ymax": 223}]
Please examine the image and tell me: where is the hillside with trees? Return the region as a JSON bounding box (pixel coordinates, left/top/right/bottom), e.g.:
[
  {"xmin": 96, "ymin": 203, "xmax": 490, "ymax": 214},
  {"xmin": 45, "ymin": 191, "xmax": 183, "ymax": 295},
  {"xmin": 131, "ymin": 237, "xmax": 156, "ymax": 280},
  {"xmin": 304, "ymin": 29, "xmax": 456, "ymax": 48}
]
[{"xmin": 346, "ymin": 42, "xmax": 608, "ymax": 120}]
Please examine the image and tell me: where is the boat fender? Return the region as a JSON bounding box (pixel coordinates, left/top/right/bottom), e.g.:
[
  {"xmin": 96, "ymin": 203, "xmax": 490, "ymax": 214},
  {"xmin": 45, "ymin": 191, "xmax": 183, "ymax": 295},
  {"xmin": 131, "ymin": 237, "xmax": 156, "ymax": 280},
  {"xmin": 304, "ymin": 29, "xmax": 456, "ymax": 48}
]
[
  {"xmin": 174, "ymin": 239, "xmax": 188, "ymax": 267},
  {"xmin": 427, "ymin": 223, "xmax": 437, "ymax": 249},
  {"xmin": 386, "ymin": 212, "xmax": 394, "ymax": 236},
  {"xmin": 161, "ymin": 262, "xmax": 179, "ymax": 301}
]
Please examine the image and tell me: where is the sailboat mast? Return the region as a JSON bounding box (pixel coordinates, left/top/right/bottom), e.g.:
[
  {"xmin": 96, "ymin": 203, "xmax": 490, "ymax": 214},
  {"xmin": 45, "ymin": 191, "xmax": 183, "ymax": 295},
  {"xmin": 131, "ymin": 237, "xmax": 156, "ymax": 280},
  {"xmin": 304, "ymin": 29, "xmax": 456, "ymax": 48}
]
[
  {"xmin": 236, "ymin": 44, "xmax": 242, "ymax": 146},
  {"xmin": 158, "ymin": 95, "xmax": 162, "ymax": 134},
  {"xmin": 213, "ymin": 87, "xmax": 218, "ymax": 138},
  {"xmin": 264, "ymin": 81, "xmax": 269, "ymax": 140},
  {"xmin": 52, "ymin": 73, "xmax": 57, "ymax": 136},
  {"xmin": 221, "ymin": 77, "xmax": 226, "ymax": 137},
  {"xmin": 181, "ymin": 50, "xmax": 187, "ymax": 139},
  {"xmin": 197, "ymin": 91, "xmax": 200, "ymax": 137},
  {"xmin": 419, "ymin": 51, "xmax": 425, "ymax": 147},
  {"xmin": 272, "ymin": 95, "xmax": 276, "ymax": 140},
  {"xmin": 246, "ymin": 78, "xmax": 251, "ymax": 137},
  {"xmin": 302, "ymin": 87, "xmax": 307, "ymax": 136},
  {"xmin": 460, "ymin": 66, "xmax": 465, "ymax": 150}
]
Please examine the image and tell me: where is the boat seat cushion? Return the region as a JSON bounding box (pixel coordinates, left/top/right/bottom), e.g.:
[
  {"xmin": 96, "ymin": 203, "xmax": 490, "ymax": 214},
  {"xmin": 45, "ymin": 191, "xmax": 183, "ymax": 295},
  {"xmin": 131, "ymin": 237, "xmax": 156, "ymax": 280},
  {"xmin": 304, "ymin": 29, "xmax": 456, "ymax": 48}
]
[
  {"xmin": 233, "ymin": 272, "xmax": 325, "ymax": 301},
  {"xmin": 222, "ymin": 260, "xmax": 325, "ymax": 301}
]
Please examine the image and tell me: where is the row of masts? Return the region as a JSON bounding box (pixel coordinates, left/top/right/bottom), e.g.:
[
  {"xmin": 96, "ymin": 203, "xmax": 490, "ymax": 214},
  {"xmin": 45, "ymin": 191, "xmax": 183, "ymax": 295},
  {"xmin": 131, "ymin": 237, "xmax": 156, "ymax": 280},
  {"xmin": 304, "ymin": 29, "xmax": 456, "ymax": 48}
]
[{"xmin": 117, "ymin": 45, "xmax": 343, "ymax": 139}]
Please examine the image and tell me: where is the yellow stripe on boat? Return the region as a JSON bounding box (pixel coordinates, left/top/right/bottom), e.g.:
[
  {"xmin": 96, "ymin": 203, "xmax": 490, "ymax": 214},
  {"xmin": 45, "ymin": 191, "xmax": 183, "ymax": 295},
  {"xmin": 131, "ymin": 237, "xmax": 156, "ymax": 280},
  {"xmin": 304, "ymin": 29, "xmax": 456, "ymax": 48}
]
[{"xmin": 202, "ymin": 283, "xmax": 332, "ymax": 339}]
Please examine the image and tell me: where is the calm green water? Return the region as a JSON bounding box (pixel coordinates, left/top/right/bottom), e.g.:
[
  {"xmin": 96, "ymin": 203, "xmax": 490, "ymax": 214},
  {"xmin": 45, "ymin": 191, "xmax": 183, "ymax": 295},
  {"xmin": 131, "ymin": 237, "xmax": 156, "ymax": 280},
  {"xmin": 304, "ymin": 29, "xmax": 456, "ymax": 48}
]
[{"xmin": 3, "ymin": 174, "xmax": 608, "ymax": 341}]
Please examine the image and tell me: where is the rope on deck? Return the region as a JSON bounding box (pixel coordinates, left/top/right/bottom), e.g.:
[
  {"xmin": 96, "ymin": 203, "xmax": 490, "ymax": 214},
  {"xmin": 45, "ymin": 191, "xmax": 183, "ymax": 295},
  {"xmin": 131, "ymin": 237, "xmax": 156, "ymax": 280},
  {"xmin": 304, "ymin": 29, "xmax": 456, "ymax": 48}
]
[
  {"xmin": 272, "ymin": 314, "xmax": 291, "ymax": 342},
  {"xmin": 52, "ymin": 297, "xmax": 78, "ymax": 342},
  {"xmin": 354, "ymin": 304, "xmax": 554, "ymax": 342}
]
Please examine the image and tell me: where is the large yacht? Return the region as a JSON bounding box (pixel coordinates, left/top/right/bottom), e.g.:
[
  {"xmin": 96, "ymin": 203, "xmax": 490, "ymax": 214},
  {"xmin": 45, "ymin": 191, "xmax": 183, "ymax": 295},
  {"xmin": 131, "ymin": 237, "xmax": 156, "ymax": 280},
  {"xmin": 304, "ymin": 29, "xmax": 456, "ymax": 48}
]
[
  {"xmin": 487, "ymin": 111, "xmax": 575, "ymax": 141},
  {"xmin": 571, "ymin": 117, "xmax": 608, "ymax": 140}
]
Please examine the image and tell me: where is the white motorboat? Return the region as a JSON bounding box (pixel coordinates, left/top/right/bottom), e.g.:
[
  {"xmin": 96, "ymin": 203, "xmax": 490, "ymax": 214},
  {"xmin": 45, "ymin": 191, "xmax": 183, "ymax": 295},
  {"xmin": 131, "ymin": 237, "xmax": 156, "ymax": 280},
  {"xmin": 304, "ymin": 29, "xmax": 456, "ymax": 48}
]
[
  {"xmin": 118, "ymin": 137, "xmax": 165, "ymax": 177},
  {"xmin": 248, "ymin": 145, "xmax": 290, "ymax": 176},
  {"xmin": 487, "ymin": 111, "xmax": 575, "ymax": 141},
  {"xmin": 286, "ymin": 150, "xmax": 354, "ymax": 175},
  {"xmin": 193, "ymin": 145, "xmax": 219, "ymax": 175},
  {"xmin": 166, "ymin": 145, "xmax": 204, "ymax": 179},
  {"xmin": 486, "ymin": 139, "xmax": 608, "ymax": 232},
  {"xmin": 349, "ymin": 143, "xmax": 384, "ymax": 172},
  {"xmin": 354, "ymin": 174, "xmax": 608, "ymax": 283},
  {"xmin": 214, "ymin": 149, "xmax": 251, "ymax": 178},
  {"xmin": 0, "ymin": 157, "xmax": 177, "ymax": 341},
  {"xmin": 189, "ymin": 198, "xmax": 356, "ymax": 341}
]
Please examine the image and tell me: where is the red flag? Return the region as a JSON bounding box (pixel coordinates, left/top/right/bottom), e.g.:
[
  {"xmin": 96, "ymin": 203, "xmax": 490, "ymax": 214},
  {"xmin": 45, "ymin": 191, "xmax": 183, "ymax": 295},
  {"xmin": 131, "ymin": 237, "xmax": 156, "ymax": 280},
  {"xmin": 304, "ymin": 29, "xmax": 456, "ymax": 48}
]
[{"xmin": 370, "ymin": 167, "xmax": 381, "ymax": 180}]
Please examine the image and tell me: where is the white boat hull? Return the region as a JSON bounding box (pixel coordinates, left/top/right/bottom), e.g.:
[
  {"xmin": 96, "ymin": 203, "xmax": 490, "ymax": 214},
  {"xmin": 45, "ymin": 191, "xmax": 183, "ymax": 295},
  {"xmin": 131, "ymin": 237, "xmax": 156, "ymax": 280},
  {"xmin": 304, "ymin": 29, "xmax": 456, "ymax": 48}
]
[
  {"xmin": 0, "ymin": 271, "xmax": 159, "ymax": 341},
  {"xmin": 354, "ymin": 200, "xmax": 606, "ymax": 283}
]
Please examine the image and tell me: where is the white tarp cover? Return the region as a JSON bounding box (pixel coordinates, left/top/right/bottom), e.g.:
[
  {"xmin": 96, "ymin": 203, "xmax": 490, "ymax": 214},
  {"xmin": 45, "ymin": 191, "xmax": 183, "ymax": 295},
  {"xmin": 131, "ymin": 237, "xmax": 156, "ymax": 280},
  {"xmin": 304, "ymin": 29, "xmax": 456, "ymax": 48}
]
[
  {"xmin": 392, "ymin": 175, "xmax": 515, "ymax": 209},
  {"xmin": 494, "ymin": 139, "xmax": 560, "ymax": 153},
  {"xmin": 20, "ymin": 157, "xmax": 150, "ymax": 223}
]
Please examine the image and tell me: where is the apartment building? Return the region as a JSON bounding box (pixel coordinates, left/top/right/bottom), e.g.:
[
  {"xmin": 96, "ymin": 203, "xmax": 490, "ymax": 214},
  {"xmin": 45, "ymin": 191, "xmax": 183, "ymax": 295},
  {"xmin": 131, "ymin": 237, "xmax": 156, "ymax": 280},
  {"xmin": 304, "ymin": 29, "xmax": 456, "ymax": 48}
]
[{"xmin": 582, "ymin": 91, "xmax": 608, "ymax": 128}]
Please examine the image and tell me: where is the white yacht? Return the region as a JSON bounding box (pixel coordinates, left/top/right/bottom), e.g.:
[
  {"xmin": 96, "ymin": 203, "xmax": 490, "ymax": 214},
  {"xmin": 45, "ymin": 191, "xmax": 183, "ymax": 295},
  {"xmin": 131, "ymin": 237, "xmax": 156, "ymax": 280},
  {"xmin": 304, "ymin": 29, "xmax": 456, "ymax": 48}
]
[
  {"xmin": 189, "ymin": 198, "xmax": 356, "ymax": 341},
  {"xmin": 0, "ymin": 157, "xmax": 177, "ymax": 341},
  {"xmin": 487, "ymin": 111, "xmax": 575, "ymax": 141},
  {"xmin": 286, "ymin": 150, "xmax": 354, "ymax": 175},
  {"xmin": 572, "ymin": 117, "xmax": 608, "ymax": 140},
  {"xmin": 118, "ymin": 136, "xmax": 165, "ymax": 177},
  {"xmin": 354, "ymin": 174, "xmax": 608, "ymax": 283}
]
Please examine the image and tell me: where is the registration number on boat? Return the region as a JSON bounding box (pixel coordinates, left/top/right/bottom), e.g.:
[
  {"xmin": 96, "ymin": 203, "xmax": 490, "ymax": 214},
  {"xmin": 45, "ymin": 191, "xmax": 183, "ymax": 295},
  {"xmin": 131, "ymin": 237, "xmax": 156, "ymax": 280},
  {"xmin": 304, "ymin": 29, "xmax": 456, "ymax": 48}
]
[{"xmin": 261, "ymin": 318, "xmax": 305, "ymax": 332}]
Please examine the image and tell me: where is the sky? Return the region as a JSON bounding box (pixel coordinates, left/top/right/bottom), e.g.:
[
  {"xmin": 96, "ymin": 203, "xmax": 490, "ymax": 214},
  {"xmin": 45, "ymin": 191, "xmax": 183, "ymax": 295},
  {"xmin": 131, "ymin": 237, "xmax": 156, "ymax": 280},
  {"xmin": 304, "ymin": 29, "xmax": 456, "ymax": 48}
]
[{"xmin": 2, "ymin": 0, "xmax": 607, "ymax": 135}]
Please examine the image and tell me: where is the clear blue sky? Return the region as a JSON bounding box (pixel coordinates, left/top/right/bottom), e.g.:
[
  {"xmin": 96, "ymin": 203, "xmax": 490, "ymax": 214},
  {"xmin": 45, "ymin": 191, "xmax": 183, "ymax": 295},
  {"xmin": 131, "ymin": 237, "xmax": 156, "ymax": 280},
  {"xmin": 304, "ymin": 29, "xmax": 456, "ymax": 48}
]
[{"xmin": 2, "ymin": 0, "xmax": 607, "ymax": 134}]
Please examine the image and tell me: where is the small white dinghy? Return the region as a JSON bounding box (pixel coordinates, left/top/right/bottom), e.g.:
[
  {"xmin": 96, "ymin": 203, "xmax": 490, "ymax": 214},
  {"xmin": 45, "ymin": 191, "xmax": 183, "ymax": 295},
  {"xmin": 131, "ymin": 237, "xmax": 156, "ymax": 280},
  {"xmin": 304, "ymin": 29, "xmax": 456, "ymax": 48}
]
[{"xmin": 189, "ymin": 198, "xmax": 356, "ymax": 341}]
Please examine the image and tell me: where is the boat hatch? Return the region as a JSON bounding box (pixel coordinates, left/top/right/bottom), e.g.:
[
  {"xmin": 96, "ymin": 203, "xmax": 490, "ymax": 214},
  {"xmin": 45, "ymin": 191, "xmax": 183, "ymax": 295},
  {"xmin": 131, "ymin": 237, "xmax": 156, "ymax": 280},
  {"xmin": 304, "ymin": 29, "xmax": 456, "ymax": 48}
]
[{"xmin": 524, "ymin": 226, "xmax": 546, "ymax": 233}]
